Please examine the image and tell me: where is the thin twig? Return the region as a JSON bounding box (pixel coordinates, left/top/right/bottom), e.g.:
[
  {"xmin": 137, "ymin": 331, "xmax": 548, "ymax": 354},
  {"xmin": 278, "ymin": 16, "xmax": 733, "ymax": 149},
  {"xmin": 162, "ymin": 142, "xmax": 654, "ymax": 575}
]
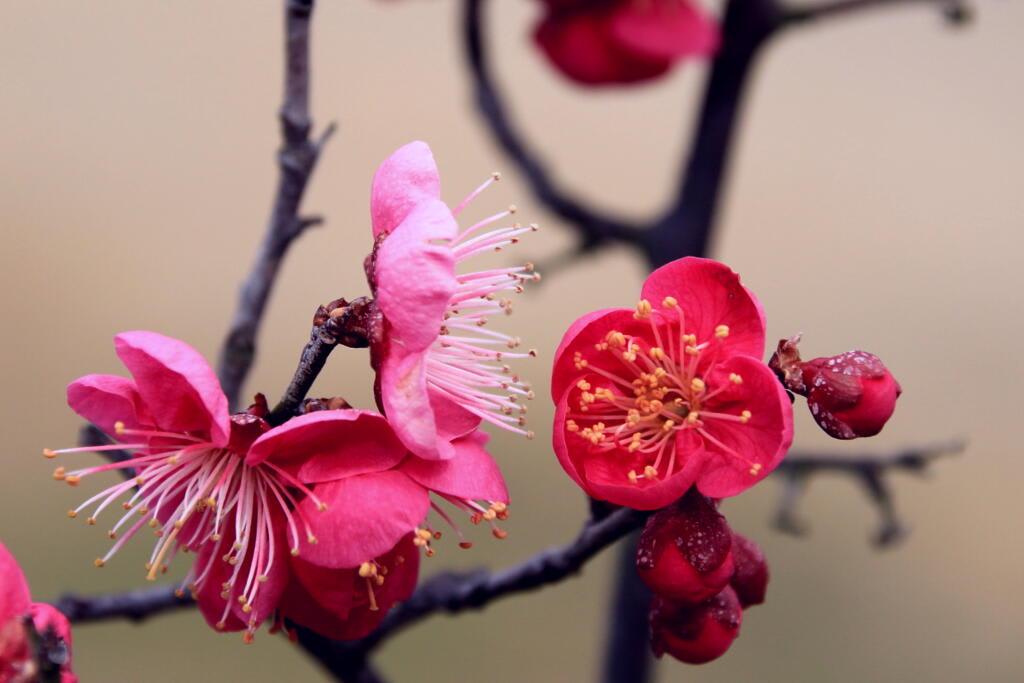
[
  {"xmin": 773, "ymin": 440, "xmax": 964, "ymax": 546},
  {"xmin": 217, "ymin": 0, "xmax": 336, "ymax": 410},
  {"xmin": 53, "ymin": 585, "xmax": 192, "ymax": 623}
]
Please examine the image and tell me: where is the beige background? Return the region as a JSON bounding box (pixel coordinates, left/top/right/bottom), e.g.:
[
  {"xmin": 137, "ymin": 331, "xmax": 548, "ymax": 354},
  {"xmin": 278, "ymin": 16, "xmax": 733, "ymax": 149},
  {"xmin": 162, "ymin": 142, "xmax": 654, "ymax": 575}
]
[{"xmin": 2, "ymin": 1, "xmax": 1022, "ymax": 681}]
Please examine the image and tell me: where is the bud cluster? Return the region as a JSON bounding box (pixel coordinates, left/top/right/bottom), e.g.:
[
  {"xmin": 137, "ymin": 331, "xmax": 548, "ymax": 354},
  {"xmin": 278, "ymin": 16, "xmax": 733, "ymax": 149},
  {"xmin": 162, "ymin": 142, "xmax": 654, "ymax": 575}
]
[{"xmin": 637, "ymin": 489, "xmax": 768, "ymax": 664}]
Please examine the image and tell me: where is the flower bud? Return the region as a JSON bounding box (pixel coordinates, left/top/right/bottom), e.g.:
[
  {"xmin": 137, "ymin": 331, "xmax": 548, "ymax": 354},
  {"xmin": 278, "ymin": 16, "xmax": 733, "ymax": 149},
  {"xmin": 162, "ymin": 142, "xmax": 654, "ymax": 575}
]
[
  {"xmin": 769, "ymin": 336, "xmax": 901, "ymax": 439},
  {"xmin": 636, "ymin": 489, "xmax": 734, "ymax": 605},
  {"xmin": 729, "ymin": 533, "xmax": 768, "ymax": 608},
  {"xmin": 649, "ymin": 587, "xmax": 743, "ymax": 664}
]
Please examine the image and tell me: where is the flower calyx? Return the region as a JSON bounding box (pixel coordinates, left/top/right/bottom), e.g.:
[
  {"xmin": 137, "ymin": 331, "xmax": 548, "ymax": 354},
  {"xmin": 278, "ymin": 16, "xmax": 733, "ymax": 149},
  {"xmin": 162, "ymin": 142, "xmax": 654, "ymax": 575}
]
[{"xmin": 313, "ymin": 296, "xmax": 378, "ymax": 348}]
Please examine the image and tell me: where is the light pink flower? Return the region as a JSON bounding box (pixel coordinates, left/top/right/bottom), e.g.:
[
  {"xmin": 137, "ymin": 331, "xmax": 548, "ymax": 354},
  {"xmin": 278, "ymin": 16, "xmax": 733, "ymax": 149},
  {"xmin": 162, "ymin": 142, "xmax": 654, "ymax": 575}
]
[
  {"xmin": 1, "ymin": 541, "xmax": 76, "ymax": 682},
  {"xmin": 50, "ymin": 331, "xmax": 510, "ymax": 640},
  {"xmin": 367, "ymin": 141, "xmax": 540, "ymax": 460}
]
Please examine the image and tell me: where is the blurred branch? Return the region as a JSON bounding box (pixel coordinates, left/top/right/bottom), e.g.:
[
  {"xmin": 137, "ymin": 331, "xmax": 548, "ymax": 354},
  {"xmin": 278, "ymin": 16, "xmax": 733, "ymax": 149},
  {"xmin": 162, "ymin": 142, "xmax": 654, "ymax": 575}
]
[
  {"xmin": 783, "ymin": 0, "xmax": 971, "ymax": 25},
  {"xmin": 217, "ymin": 0, "xmax": 336, "ymax": 410},
  {"xmin": 773, "ymin": 440, "xmax": 964, "ymax": 546},
  {"xmin": 53, "ymin": 585, "xmax": 192, "ymax": 624}
]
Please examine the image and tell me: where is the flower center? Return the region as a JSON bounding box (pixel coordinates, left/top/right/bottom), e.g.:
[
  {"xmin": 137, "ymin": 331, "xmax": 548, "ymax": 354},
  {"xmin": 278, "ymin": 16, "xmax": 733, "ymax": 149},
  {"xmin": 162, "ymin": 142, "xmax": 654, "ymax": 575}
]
[{"xmin": 566, "ymin": 298, "xmax": 759, "ymax": 485}]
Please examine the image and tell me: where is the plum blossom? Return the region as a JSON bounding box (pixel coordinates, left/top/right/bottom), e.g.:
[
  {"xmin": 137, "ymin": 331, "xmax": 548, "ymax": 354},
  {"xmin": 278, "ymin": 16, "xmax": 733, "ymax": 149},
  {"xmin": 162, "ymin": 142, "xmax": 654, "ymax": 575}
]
[
  {"xmin": 1, "ymin": 541, "xmax": 76, "ymax": 682},
  {"xmin": 552, "ymin": 257, "xmax": 793, "ymax": 509},
  {"xmin": 533, "ymin": 0, "xmax": 719, "ymax": 86},
  {"xmin": 48, "ymin": 331, "xmax": 509, "ymax": 641},
  {"xmin": 367, "ymin": 141, "xmax": 540, "ymax": 460}
]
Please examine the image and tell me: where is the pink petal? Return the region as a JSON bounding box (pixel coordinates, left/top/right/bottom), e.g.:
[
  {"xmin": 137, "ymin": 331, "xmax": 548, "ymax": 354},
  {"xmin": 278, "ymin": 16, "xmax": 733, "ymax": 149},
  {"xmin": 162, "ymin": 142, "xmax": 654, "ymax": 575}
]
[
  {"xmin": 0, "ymin": 541, "xmax": 31, "ymax": 624},
  {"xmin": 696, "ymin": 356, "xmax": 794, "ymax": 498},
  {"xmin": 640, "ymin": 258, "xmax": 766, "ymax": 360},
  {"xmin": 375, "ymin": 199, "xmax": 458, "ymax": 353},
  {"xmin": 608, "ymin": 0, "xmax": 719, "ymax": 61},
  {"xmin": 533, "ymin": 10, "xmax": 671, "ymax": 85},
  {"xmin": 379, "ymin": 344, "xmax": 454, "ymax": 461},
  {"xmin": 550, "ymin": 308, "xmax": 644, "ymax": 400},
  {"xmin": 113, "ymin": 331, "xmax": 230, "ymax": 447},
  {"xmin": 66, "ymin": 374, "xmax": 152, "ymax": 440},
  {"xmin": 370, "ymin": 141, "xmax": 441, "ymax": 238},
  {"xmin": 401, "ymin": 430, "xmax": 509, "ymax": 503},
  {"xmin": 245, "ymin": 410, "xmax": 406, "ymax": 481},
  {"xmin": 429, "ymin": 391, "xmax": 481, "ymax": 442},
  {"xmin": 296, "ymin": 471, "xmax": 430, "ymax": 569}
]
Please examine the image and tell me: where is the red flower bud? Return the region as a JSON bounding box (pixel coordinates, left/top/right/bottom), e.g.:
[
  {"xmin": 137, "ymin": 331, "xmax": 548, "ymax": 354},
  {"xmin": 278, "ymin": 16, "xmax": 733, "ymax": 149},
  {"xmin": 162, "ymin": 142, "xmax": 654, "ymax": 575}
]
[
  {"xmin": 769, "ymin": 337, "xmax": 901, "ymax": 440},
  {"xmin": 649, "ymin": 587, "xmax": 742, "ymax": 664},
  {"xmin": 800, "ymin": 351, "xmax": 901, "ymax": 439},
  {"xmin": 636, "ymin": 489, "xmax": 734, "ymax": 605},
  {"xmin": 729, "ymin": 533, "xmax": 768, "ymax": 608}
]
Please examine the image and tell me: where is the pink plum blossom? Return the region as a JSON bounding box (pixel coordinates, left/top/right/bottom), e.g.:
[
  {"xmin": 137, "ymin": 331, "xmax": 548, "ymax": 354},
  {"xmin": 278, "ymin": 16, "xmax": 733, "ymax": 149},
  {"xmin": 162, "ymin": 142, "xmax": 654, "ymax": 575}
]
[
  {"xmin": 49, "ymin": 331, "xmax": 509, "ymax": 641},
  {"xmin": 366, "ymin": 141, "xmax": 540, "ymax": 460},
  {"xmin": 551, "ymin": 257, "xmax": 793, "ymax": 509},
  {"xmin": 0, "ymin": 540, "xmax": 76, "ymax": 682},
  {"xmin": 533, "ymin": 0, "xmax": 719, "ymax": 86}
]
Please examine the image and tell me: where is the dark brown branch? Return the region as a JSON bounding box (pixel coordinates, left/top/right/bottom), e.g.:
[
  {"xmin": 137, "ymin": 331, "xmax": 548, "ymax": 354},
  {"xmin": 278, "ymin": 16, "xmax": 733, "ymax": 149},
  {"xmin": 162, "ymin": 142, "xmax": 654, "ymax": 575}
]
[
  {"xmin": 772, "ymin": 440, "xmax": 964, "ymax": 546},
  {"xmin": 53, "ymin": 585, "xmax": 192, "ymax": 623},
  {"xmin": 217, "ymin": 0, "xmax": 336, "ymax": 410},
  {"xmin": 783, "ymin": 0, "xmax": 970, "ymax": 25}
]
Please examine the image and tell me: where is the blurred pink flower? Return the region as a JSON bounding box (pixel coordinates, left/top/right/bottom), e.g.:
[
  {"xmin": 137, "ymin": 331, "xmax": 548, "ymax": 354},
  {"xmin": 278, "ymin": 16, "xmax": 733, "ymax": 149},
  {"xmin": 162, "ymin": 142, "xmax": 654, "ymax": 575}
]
[
  {"xmin": 1, "ymin": 541, "xmax": 76, "ymax": 682},
  {"xmin": 551, "ymin": 257, "xmax": 793, "ymax": 509},
  {"xmin": 533, "ymin": 0, "xmax": 718, "ymax": 85},
  {"xmin": 367, "ymin": 141, "xmax": 539, "ymax": 460}
]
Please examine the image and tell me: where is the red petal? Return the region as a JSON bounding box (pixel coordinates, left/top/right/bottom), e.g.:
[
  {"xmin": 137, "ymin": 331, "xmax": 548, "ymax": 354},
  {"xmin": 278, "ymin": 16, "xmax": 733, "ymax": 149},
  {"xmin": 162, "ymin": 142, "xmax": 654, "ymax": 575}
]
[
  {"xmin": 608, "ymin": 0, "xmax": 719, "ymax": 61},
  {"xmin": 370, "ymin": 141, "xmax": 441, "ymax": 238},
  {"xmin": 402, "ymin": 430, "xmax": 509, "ymax": 503},
  {"xmin": 640, "ymin": 258, "xmax": 766, "ymax": 360},
  {"xmin": 550, "ymin": 308, "xmax": 643, "ymax": 400},
  {"xmin": 534, "ymin": 10, "xmax": 671, "ymax": 85},
  {"xmin": 696, "ymin": 356, "xmax": 793, "ymax": 498},
  {"xmin": 113, "ymin": 331, "xmax": 230, "ymax": 447},
  {"xmin": 296, "ymin": 472, "xmax": 430, "ymax": 569},
  {"xmin": 0, "ymin": 541, "xmax": 31, "ymax": 624},
  {"xmin": 245, "ymin": 410, "xmax": 406, "ymax": 481}
]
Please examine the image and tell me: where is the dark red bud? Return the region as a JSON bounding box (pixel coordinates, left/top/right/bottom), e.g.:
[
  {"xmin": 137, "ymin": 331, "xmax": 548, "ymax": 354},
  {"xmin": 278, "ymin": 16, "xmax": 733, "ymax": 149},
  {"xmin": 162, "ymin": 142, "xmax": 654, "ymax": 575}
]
[
  {"xmin": 729, "ymin": 533, "xmax": 769, "ymax": 608},
  {"xmin": 801, "ymin": 351, "xmax": 901, "ymax": 439},
  {"xmin": 636, "ymin": 489, "xmax": 734, "ymax": 604},
  {"xmin": 649, "ymin": 587, "xmax": 743, "ymax": 664},
  {"xmin": 227, "ymin": 412, "xmax": 271, "ymax": 453}
]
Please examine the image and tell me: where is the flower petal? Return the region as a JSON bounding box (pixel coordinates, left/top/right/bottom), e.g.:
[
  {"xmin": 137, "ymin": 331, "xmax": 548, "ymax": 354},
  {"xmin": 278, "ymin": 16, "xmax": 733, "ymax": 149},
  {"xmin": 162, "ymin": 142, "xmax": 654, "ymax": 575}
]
[
  {"xmin": 608, "ymin": 0, "xmax": 719, "ymax": 61},
  {"xmin": 640, "ymin": 258, "xmax": 766, "ymax": 360},
  {"xmin": 296, "ymin": 471, "xmax": 430, "ymax": 569},
  {"xmin": 401, "ymin": 430, "xmax": 509, "ymax": 503},
  {"xmin": 370, "ymin": 141, "xmax": 441, "ymax": 238},
  {"xmin": 533, "ymin": 9, "xmax": 671, "ymax": 85},
  {"xmin": 550, "ymin": 308, "xmax": 643, "ymax": 400},
  {"xmin": 245, "ymin": 409, "xmax": 406, "ymax": 481},
  {"xmin": 375, "ymin": 199, "xmax": 458, "ymax": 353},
  {"xmin": 379, "ymin": 345, "xmax": 455, "ymax": 461},
  {"xmin": 66, "ymin": 374, "xmax": 152, "ymax": 441},
  {"xmin": 696, "ymin": 356, "xmax": 793, "ymax": 498},
  {"xmin": 113, "ymin": 331, "xmax": 230, "ymax": 447},
  {"xmin": 0, "ymin": 541, "xmax": 31, "ymax": 624},
  {"xmin": 429, "ymin": 391, "xmax": 481, "ymax": 442}
]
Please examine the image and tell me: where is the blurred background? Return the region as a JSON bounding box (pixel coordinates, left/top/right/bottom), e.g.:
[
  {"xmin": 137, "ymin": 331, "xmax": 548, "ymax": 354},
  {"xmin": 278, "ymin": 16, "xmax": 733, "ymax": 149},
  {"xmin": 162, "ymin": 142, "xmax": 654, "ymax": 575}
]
[{"xmin": 1, "ymin": 1, "xmax": 1021, "ymax": 681}]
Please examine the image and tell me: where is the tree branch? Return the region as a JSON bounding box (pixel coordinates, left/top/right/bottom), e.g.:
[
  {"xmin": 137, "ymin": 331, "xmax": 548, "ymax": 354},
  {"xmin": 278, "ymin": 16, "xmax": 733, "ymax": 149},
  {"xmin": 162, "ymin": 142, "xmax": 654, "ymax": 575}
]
[
  {"xmin": 773, "ymin": 440, "xmax": 964, "ymax": 546},
  {"xmin": 217, "ymin": 0, "xmax": 336, "ymax": 410}
]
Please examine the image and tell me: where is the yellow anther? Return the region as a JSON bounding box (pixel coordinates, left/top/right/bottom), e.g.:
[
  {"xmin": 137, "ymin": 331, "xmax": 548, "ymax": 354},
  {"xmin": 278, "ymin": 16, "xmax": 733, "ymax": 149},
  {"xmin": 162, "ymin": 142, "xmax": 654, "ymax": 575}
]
[
  {"xmin": 606, "ymin": 331, "xmax": 626, "ymax": 348},
  {"xmin": 662, "ymin": 296, "xmax": 678, "ymax": 309},
  {"xmin": 258, "ymin": 575, "xmax": 268, "ymax": 583},
  {"xmin": 749, "ymin": 463, "xmax": 763, "ymax": 475},
  {"xmin": 715, "ymin": 325, "xmax": 730, "ymax": 339},
  {"xmin": 87, "ymin": 517, "xmax": 96, "ymax": 526},
  {"xmin": 43, "ymin": 448, "xmax": 57, "ymax": 458},
  {"xmin": 573, "ymin": 352, "xmax": 589, "ymax": 370},
  {"xmin": 685, "ymin": 346, "xmax": 700, "ymax": 356},
  {"xmin": 52, "ymin": 466, "xmax": 66, "ymax": 481},
  {"xmin": 740, "ymin": 410, "xmax": 752, "ymax": 424},
  {"xmin": 649, "ymin": 347, "xmax": 665, "ymax": 361},
  {"xmin": 66, "ymin": 510, "xmax": 77, "ymax": 518},
  {"xmin": 633, "ymin": 299, "xmax": 653, "ymax": 320},
  {"xmin": 686, "ymin": 411, "xmax": 700, "ymax": 425},
  {"xmin": 643, "ymin": 466, "xmax": 659, "ymax": 480},
  {"xmin": 628, "ymin": 470, "xmax": 639, "ymax": 484},
  {"xmin": 594, "ymin": 387, "xmax": 615, "ymax": 401},
  {"xmin": 576, "ymin": 379, "xmax": 592, "ymax": 391},
  {"xmin": 729, "ymin": 373, "xmax": 743, "ymax": 385},
  {"xmin": 307, "ymin": 535, "xmax": 318, "ymax": 545},
  {"xmin": 317, "ymin": 502, "xmax": 328, "ymax": 512},
  {"xmin": 418, "ymin": 529, "xmax": 433, "ymax": 540},
  {"xmin": 290, "ymin": 548, "xmax": 300, "ymax": 557},
  {"xmin": 94, "ymin": 558, "xmax": 105, "ymax": 567},
  {"xmin": 114, "ymin": 421, "xmax": 126, "ymax": 434},
  {"xmin": 691, "ymin": 378, "xmax": 706, "ymax": 393},
  {"xmin": 482, "ymin": 509, "xmax": 497, "ymax": 521},
  {"xmin": 148, "ymin": 519, "xmax": 159, "ymax": 528},
  {"xmin": 65, "ymin": 475, "xmax": 81, "ymax": 486},
  {"xmin": 566, "ymin": 420, "xmax": 579, "ymax": 433},
  {"xmin": 662, "ymin": 419, "xmax": 674, "ymax": 432}
]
